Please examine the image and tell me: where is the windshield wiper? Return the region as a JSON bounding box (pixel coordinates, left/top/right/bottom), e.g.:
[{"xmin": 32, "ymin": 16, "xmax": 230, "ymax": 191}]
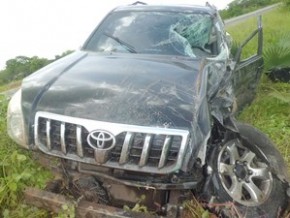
[{"xmin": 104, "ymin": 32, "xmax": 137, "ymax": 53}]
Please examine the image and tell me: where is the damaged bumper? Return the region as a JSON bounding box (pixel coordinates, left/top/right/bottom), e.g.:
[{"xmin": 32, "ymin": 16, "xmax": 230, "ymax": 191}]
[{"xmin": 24, "ymin": 187, "xmax": 162, "ymax": 218}]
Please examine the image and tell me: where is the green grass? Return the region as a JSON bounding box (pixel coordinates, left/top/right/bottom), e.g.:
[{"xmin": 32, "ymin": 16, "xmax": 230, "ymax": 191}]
[
  {"xmin": 0, "ymin": 80, "xmax": 21, "ymax": 93},
  {"xmin": 0, "ymin": 95, "xmax": 52, "ymax": 217},
  {"xmin": 239, "ymin": 77, "xmax": 290, "ymax": 168},
  {"xmin": 227, "ymin": 6, "xmax": 290, "ymax": 59}
]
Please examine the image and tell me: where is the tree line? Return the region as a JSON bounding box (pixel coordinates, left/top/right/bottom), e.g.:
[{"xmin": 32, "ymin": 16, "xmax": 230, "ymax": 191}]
[{"xmin": 0, "ymin": 50, "xmax": 73, "ymax": 85}]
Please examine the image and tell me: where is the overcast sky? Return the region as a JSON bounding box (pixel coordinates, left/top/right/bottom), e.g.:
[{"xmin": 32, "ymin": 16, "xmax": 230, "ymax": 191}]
[{"xmin": 0, "ymin": 0, "xmax": 233, "ymax": 71}]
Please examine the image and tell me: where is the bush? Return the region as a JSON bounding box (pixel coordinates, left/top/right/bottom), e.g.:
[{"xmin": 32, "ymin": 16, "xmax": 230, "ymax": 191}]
[{"xmin": 0, "ymin": 95, "xmax": 52, "ymax": 217}]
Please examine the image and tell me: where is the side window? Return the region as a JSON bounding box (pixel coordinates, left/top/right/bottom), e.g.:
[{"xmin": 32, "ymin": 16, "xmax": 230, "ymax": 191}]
[
  {"xmin": 238, "ymin": 34, "xmax": 259, "ymax": 61},
  {"xmin": 227, "ymin": 16, "xmax": 263, "ymax": 63},
  {"xmin": 230, "ymin": 16, "xmax": 263, "ymax": 111}
]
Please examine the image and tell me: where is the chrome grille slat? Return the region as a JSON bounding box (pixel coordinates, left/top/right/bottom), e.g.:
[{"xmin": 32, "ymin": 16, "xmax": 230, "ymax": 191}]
[
  {"xmin": 60, "ymin": 122, "xmax": 66, "ymax": 154},
  {"xmin": 34, "ymin": 111, "xmax": 190, "ymax": 175},
  {"xmin": 158, "ymin": 136, "xmax": 172, "ymax": 168},
  {"xmin": 46, "ymin": 119, "xmax": 51, "ymax": 150},
  {"xmin": 76, "ymin": 126, "xmax": 83, "ymax": 157},
  {"xmin": 139, "ymin": 134, "xmax": 152, "ymax": 167},
  {"xmin": 119, "ymin": 132, "xmax": 134, "ymax": 164}
]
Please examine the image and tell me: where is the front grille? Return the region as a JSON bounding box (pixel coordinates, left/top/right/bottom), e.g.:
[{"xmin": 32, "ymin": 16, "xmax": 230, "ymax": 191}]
[{"xmin": 35, "ymin": 112, "xmax": 190, "ymax": 174}]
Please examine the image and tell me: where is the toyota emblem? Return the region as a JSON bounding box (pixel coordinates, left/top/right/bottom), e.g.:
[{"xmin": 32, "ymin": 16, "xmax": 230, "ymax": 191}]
[{"xmin": 87, "ymin": 130, "xmax": 116, "ymax": 150}]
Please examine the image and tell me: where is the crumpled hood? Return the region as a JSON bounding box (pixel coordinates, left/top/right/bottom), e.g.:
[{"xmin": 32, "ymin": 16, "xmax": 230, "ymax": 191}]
[{"xmin": 22, "ymin": 51, "xmax": 204, "ymax": 129}]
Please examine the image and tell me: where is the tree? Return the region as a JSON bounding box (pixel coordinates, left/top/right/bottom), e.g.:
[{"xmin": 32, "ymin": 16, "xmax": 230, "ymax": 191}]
[
  {"xmin": 54, "ymin": 50, "xmax": 74, "ymax": 60},
  {"xmin": 0, "ymin": 50, "xmax": 75, "ymax": 85},
  {"xmin": 0, "ymin": 56, "xmax": 50, "ymax": 85},
  {"xmin": 219, "ymin": 0, "xmax": 279, "ymax": 19},
  {"xmin": 283, "ymin": 0, "xmax": 290, "ymax": 7}
]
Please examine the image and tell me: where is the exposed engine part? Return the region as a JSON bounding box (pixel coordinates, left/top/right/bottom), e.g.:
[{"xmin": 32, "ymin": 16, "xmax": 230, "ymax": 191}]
[
  {"xmin": 72, "ymin": 175, "xmax": 109, "ymax": 205},
  {"xmin": 45, "ymin": 179, "xmax": 63, "ymax": 194}
]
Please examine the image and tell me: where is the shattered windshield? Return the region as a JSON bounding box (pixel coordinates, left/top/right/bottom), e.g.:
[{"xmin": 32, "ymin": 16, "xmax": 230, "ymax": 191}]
[{"xmin": 84, "ymin": 11, "xmax": 215, "ymax": 58}]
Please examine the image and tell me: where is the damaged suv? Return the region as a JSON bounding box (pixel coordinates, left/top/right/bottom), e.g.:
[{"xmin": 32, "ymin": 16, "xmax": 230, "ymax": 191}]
[{"xmin": 7, "ymin": 2, "xmax": 290, "ymax": 217}]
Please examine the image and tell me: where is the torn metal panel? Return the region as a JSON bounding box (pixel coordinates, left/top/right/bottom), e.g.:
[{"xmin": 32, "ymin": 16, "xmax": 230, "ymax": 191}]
[{"xmin": 206, "ymin": 61, "xmax": 235, "ymax": 126}]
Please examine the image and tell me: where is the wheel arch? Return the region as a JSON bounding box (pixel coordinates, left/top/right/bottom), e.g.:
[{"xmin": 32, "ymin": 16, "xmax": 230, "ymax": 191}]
[{"xmin": 236, "ymin": 122, "xmax": 290, "ymax": 183}]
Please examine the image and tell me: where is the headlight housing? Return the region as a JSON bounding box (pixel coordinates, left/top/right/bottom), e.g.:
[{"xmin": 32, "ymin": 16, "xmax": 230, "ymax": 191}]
[{"xmin": 7, "ymin": 89, "xmax": 28, "ymax": 149}]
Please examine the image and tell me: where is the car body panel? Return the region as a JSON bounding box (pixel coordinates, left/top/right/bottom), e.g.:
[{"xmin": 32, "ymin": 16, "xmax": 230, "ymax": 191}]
[
  {"xmin": 29, "ymin": 54, "xmax": 201, "ymax": 127},
  {"xmin": 233, "ymin": 56, "xmax": 263, "ymax": 110},
  {"xmin": 16, "ymin": 3, "xmax": 263, "ymax": 176}
]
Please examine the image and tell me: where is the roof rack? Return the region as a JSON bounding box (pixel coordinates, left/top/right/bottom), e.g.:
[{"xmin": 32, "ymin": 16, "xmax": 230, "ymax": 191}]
[{"xmin": 131, "ymin": 1, "xmax": 147, "ymax": 5}]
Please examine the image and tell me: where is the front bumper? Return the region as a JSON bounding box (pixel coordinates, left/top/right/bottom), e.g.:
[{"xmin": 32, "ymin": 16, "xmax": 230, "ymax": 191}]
[{"xmin": 24, "ymin": 187, "xmax": 162, "ymax": 218}]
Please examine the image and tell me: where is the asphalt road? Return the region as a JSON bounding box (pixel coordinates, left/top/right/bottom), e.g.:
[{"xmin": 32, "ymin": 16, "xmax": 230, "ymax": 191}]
[
  {"xmin": 0, "ymin": 87, "xmax": 19, "ymax": 98},
  {"xmin": 225, "ymin": 3, "xmax": 281, "ymax": 27}
]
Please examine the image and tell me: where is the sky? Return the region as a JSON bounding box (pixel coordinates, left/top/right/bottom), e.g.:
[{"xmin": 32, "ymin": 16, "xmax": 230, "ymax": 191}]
[{"xmin": 0, "ymin": 0, "xmax": 233, "ymax": 71}]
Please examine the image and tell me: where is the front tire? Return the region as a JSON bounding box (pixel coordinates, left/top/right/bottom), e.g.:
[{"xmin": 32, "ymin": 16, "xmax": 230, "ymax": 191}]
[{"xmin": 210, "ymin": 123, "xmax": 289, "ymax": 217}]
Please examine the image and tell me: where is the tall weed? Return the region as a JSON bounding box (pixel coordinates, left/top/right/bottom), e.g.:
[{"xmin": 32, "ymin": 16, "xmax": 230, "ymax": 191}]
[
  {"xmin": 0, "ymin": 95, "xmax": 52, "ymax": 217},
  {"xmin": 264, "ymin": 32, "xmax": 290, "ymax": 70}
]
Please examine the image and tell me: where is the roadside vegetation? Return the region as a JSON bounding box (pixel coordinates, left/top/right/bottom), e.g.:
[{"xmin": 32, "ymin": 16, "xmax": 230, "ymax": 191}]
[
  {"xmin": 226, "ymin": 5, "xmax": 290, "ymax": 170},
  {"xmin": 0, "ymin": 51, "xmax": 73, "ymax": 217},
  {"xmin": 0, "ymin": 50, "xmax": 73, "ymax": 86},
  {"xmin": 219, "ymin": 0, "xmax": 280, "ymax": 19},
  {"xmin": 0, "ymin": 96, "xmax": 52, "ymax": 217},
  {"xmin": 0, "ymin": 80, "xmax": 21, "ymax": 93},
  {"xmin": 0, "ymin": 2, "xmax": 290, "ymax": 218}
]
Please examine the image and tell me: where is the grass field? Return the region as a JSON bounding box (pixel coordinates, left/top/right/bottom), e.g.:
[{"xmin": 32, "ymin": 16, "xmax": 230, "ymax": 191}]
[
  {"xmin": 0, "ymin": 6, "xmax": 289, "ymax": 218},
  {"xmin": 0, "ymin": 95, "xmax": 52, "ymax": 217},
  {"xmin": 0, "ymin": 80, "xmax": 21, "ymax": 93}
]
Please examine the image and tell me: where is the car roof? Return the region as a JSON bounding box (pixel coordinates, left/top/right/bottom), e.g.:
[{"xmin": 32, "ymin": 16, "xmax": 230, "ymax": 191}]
[{"xmin": 113, "ymin": 3, "xmax": 217, "ymax": 16}]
